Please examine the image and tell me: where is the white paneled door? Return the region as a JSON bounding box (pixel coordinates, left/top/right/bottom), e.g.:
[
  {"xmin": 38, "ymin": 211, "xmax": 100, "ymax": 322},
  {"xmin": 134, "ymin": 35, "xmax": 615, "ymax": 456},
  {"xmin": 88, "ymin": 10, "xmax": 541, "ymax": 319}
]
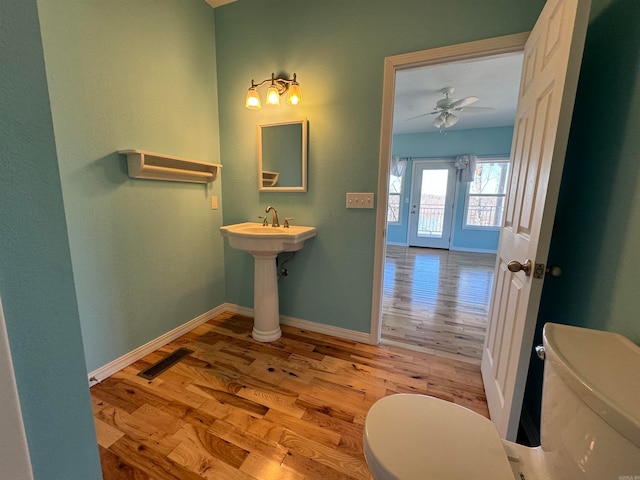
[{"xmin": 481, "ymin": 0, "xmax": 591, "ymax": 440}]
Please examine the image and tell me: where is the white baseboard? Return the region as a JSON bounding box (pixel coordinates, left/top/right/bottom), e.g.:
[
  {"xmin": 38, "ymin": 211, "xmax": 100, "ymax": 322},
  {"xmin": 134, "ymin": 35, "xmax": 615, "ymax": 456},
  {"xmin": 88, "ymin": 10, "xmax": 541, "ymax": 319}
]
[
  {"xmin": 449, "ymin": 246, "xmax": 498, "ymax": 254},
  {"xmin": 223, "ymin": 303, "xmax": 373, "ymax": 344},
  {"xmin": 281, "ymin": 314, "xmax": 372, "ymax": 344},
  {"xmin": 87, "ymin": 305, "xmax": 227, "ymax": 386},
  {"xmin": 387, "ymin": 244, "xmax": 497, "ymax": 254},
  {"xmin": 88, "ymin": 303, "xmax": 374, "ymax": 386}
]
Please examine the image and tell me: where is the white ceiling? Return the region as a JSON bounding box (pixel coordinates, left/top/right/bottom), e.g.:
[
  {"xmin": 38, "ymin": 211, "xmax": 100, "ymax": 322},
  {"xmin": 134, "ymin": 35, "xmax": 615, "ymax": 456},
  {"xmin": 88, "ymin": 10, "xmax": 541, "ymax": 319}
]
[{"xmin": 393, "ymin": 52, "xmax": 523, "ymax": 135}]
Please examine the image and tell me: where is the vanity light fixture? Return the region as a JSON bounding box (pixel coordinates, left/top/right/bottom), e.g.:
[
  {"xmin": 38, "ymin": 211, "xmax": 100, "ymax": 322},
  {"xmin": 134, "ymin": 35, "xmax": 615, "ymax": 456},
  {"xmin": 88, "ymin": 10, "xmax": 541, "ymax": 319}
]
[{"xmin": 245, "ymin": 73, "xmax": 302, "ymax": 109}]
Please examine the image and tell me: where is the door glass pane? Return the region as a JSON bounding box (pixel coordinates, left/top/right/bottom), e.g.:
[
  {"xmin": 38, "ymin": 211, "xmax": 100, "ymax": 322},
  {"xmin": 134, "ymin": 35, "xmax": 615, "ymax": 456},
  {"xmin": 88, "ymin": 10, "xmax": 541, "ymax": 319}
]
[{"xmin": 418, "ymin": 169, "xmax": 448, "ymax": 238}]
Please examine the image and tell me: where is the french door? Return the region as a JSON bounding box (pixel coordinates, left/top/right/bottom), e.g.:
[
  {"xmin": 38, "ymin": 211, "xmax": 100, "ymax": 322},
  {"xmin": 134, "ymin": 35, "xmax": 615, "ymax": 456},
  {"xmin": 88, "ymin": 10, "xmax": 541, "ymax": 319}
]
[{"xmin": 408, "ymin": 161, "xmax": 456, "ymax": 249}]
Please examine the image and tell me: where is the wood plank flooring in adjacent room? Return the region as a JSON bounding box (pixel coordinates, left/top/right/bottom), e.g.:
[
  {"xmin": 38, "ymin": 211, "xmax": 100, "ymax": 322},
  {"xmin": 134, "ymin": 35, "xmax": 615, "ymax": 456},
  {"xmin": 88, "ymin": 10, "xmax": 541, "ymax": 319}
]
[
  {"xmin": 91, "ymin": 312, "xmax": 489, "ymax": 480},
  {"xmin": 382, "ymin": 246, "xmax": 497, "ymax": 363}
]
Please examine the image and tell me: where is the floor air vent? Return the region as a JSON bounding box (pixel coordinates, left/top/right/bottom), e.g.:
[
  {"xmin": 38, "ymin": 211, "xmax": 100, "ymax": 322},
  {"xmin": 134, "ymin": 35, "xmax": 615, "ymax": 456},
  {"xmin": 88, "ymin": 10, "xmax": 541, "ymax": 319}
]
[{"xmin": 137, "ymin": 347, "xmax": 193, "ymax": 380}]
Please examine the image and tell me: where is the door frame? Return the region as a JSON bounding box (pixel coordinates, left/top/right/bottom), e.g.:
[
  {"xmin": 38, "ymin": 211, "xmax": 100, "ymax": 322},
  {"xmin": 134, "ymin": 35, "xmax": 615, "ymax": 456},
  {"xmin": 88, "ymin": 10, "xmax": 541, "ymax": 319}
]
[
  {"xmin": 371, "ymin": 32, "xmax": 529, "ymax": 344},
  {"xmin": 407, "ymin": 160, "xmax": 457, "ymax": 249}
]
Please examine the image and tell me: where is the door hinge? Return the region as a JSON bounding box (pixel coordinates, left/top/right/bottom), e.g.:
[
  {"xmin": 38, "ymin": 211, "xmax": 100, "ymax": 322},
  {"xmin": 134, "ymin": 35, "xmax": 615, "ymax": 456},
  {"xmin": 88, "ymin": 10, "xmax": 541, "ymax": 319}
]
[{"xmin": 534, "ymin": 263, "xmax": 545, "ymax": 279}]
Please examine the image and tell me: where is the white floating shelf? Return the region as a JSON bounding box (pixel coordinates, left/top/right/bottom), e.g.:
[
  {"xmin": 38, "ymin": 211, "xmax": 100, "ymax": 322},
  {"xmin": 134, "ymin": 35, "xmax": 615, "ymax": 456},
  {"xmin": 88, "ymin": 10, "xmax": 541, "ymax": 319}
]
[
  {"xmin": 262, "ymin": 170, "xmax": 280, "ymax": 187},
  {"xmin": 119, "ymin": 149, "xmax": 221, "ymax": 184}
]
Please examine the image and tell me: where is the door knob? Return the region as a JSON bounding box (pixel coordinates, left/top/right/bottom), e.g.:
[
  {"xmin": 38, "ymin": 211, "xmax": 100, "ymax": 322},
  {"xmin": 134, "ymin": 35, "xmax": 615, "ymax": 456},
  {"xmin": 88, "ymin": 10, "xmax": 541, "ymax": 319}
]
[{"xmin": 507, "ymin": 259, "xmax": 532, "ymax": 276}]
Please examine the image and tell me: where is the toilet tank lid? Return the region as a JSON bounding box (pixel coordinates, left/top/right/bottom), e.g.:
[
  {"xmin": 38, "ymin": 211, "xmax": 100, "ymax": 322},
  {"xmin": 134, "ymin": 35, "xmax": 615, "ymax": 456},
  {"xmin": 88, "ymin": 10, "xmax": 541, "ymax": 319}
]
[{"xmin": 543, "ymin": 323, "xmax": 640, "ymax": 447}]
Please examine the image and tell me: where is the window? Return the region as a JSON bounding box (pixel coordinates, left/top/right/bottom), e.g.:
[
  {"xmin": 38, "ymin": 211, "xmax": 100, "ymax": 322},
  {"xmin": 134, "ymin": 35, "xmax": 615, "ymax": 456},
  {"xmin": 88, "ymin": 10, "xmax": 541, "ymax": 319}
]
[
  {"xmin": 387, "ymin": 157, "xmax": 407, "ymax": 224},
  {"xmin": 464, "ymin": 159, "xmax": 510, "ymax": 229},
  {"xmin": 387, "ymin": 172, "xmax": 403, "ymax": 223}
]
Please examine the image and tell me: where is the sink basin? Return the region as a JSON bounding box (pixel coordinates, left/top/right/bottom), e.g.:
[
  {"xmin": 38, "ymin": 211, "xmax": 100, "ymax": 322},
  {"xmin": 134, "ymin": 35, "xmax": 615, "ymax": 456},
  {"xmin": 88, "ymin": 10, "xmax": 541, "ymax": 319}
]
[
  {"xmin": 220, "ymin": 222, "xmax": 316, "ymax": 254},
  {"xmin": 219, "ymin": 221, "xmax": 316, "ymax": 343}
]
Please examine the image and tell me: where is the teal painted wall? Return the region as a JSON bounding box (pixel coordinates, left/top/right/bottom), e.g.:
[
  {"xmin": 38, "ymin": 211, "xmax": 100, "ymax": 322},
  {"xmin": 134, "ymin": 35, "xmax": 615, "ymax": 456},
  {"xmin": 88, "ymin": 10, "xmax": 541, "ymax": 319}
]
[
  {"xmin": 215, "ymin": 0, "xmax": 545, "ymax": 333},
  {"xmin": 0, "ymin": 0, "xmax": 101, "ymax": 478},
  {"xmin": 523, "ymin": 0, "xmax": 640, "ymax": 432},
  {"xmin": 388, "ymin": 127, "xmax": 513, "ymax": 249},
  {"xmin": 37, "ymin": 0, "xmax": 226, "ymax": 372},
  {"xmin": 543, "ymin": 0, "xmax": 640, "ymax": 343}
]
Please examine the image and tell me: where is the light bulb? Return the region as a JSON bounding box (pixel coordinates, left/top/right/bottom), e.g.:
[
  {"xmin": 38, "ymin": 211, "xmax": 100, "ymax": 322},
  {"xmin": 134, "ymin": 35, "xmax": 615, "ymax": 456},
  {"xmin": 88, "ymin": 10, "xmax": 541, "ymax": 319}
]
[
  {"xmin": 287, "ymin": 83, "xmax": 302, "ymax": 105},
  {"xmin": 245, "ymin": 88, "xmax": 261, "ymax": 109},
  {"xmin": 266, "ymin": 84, "xmax": 280, "ymax": 106}
]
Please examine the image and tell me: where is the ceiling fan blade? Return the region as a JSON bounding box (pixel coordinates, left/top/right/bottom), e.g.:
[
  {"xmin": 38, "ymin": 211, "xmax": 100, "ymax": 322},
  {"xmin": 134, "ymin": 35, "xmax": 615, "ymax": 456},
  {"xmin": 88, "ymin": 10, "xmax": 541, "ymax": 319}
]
[
  {"xmin": 404, "ymin": 110, "xmax": 439, "ymax": 121},
  {"xmin": 452, "ymin": 106, "xmax": 496, "ymax": 114},
  {"xmin": 449, "ymin": 96, "xmax": 479, "ymax": 109}
]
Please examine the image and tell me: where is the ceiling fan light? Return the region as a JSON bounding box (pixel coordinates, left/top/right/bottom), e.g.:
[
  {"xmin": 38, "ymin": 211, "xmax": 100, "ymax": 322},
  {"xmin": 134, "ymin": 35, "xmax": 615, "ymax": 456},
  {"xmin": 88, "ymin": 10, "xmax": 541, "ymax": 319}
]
[
  {"xmin": 444, "ymin": 112, "xmax": 459, "ymax": 128},
  {"xmin": 433, "ymin": 114, "xmax": 445, "ymax": 128}
]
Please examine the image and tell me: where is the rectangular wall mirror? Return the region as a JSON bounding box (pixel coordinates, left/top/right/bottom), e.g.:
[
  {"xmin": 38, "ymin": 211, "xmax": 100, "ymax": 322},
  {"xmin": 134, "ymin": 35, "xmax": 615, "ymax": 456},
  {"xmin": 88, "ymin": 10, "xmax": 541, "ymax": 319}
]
[{"xmin": 258, "ymin": 119, "xmax": 307, "ymax": 192}]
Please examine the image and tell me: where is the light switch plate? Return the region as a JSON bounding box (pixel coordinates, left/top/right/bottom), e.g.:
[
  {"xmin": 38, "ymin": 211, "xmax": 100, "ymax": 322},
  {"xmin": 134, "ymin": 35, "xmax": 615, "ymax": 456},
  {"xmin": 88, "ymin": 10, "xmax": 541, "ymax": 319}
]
[
  {"xmin": 346, "ymin": 192, "xmax": 374, "ymax": 209},
  {"xmin": 211, "ymin": 196, "xmax": 218, "ymax": 209}
]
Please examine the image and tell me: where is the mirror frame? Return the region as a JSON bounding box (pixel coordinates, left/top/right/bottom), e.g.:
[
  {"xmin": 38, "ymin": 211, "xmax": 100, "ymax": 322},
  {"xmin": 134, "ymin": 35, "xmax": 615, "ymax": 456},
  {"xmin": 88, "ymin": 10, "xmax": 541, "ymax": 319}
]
[{"xmin": 258, "ymin": 119, "xmax": 308, "ymax": 192}]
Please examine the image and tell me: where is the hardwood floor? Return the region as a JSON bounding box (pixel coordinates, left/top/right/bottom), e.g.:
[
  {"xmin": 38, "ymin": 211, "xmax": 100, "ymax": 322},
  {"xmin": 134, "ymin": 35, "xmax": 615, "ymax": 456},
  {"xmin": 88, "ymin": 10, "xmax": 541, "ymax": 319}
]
[
  {"xmin": 382, "ymin": 246, "xmax": 496, "ymax": 363},
  {"xmin": 91, "ymin": 312, "xmax": 489, "ymax": 479}
]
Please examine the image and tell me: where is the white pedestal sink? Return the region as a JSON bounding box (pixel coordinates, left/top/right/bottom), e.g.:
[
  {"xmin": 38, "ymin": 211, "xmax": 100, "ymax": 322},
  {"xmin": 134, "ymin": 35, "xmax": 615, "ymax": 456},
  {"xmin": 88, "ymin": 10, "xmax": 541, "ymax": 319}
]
[{"xmin": 220, "ymin": 222, "xmax": 316, "ymax": 342}]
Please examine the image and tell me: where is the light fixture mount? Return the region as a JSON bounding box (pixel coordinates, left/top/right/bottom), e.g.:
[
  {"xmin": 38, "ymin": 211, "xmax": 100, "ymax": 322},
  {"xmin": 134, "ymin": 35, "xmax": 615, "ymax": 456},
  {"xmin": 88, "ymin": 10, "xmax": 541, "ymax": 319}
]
[{"xmin": 246, "ymin": 72, "xmax": 302, "ymax": 109}]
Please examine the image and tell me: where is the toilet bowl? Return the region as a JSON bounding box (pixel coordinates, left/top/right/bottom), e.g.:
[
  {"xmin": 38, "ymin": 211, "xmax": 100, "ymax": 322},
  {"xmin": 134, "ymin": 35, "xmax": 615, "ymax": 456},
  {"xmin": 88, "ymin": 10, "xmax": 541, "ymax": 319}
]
[{"xmin": 364, "ymin": 323, "xmax": 640, "ymax": 479}]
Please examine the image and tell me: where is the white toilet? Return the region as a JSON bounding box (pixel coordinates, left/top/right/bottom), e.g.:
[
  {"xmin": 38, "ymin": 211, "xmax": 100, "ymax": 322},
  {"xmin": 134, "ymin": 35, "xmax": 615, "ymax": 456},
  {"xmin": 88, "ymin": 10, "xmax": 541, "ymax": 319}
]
[{"xmin": 364, "ymin": 323, "xmax": 640, "ymax": 479}]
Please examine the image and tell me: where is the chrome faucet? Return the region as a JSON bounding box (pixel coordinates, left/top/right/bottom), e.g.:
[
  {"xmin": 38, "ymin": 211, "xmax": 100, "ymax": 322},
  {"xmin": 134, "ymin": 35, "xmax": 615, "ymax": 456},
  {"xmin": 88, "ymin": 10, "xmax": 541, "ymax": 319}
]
[{"xmin": 265, "ymin": 205, "xmax": 279, "ymax": 227}]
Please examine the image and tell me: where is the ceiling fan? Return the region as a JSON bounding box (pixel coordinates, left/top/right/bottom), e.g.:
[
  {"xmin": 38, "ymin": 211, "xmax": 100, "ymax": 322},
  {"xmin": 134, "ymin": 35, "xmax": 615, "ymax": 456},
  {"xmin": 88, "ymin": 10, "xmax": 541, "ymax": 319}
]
[{"xmin": 406, "ymin": 87, "xmax": 496, "ymax": 128}]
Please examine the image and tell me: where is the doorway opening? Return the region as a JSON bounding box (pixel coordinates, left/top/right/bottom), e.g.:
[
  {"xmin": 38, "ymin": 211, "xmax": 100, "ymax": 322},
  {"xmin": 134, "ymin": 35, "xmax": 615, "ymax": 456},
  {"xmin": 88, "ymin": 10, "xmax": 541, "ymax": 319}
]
[
  {"xmin": 370, "ymin": 34, "xmax": 527, "ymax": 363},
  {"xmin": 383, "ymin": 155, "xmax": 512, "ymax": 361}
]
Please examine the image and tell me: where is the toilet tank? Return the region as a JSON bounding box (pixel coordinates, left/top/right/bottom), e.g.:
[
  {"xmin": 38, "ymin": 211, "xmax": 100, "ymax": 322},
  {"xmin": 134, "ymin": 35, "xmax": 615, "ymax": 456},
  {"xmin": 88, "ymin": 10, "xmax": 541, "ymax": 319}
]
[{"xmin": 540, "ymin": 323, "xmax": 640, "ymax": 479}]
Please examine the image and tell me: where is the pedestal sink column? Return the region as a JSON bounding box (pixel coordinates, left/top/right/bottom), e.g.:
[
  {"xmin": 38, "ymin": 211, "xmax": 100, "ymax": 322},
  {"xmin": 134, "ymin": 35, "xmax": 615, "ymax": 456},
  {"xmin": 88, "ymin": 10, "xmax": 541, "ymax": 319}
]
[{"xmin": 251, "ymin": 253, "xmax": 281, "ymax": 342}]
